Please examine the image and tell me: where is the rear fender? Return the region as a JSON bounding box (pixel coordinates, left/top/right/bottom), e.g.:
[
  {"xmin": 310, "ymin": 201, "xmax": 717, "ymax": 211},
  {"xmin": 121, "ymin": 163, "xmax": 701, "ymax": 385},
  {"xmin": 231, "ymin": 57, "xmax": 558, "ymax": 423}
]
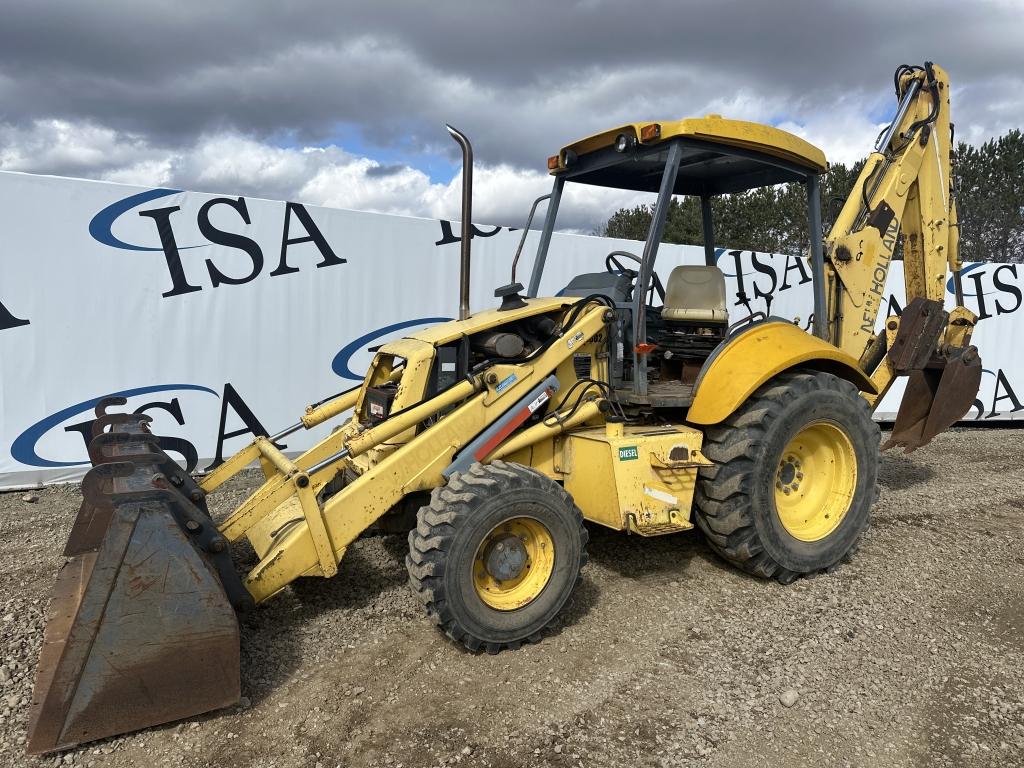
[{"xmin": 686, "ymin": 321, "xmax": 876, "ymax": 425}]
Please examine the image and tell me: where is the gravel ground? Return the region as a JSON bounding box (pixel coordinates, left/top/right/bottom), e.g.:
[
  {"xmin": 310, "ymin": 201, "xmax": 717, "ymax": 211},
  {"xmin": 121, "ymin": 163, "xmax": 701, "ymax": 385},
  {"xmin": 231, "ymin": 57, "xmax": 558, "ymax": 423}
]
[{"xmin": 1, "ymin": 427, "xmax": 1022, "ymax": 768}]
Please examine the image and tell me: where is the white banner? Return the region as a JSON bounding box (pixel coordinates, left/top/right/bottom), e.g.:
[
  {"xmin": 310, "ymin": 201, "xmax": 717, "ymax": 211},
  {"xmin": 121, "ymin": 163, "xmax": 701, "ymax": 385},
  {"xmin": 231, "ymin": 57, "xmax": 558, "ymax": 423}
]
[{"xmin": 0, "ymin": 170, "xmax": 1017, "ymax": 488}]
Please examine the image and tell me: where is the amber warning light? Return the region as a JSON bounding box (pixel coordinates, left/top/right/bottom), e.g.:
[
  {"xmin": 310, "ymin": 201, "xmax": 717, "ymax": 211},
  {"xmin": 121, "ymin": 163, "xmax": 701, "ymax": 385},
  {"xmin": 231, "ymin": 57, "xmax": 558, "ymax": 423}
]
[{"xmin": 640, "ymin": 123, "xmax": 661, "ymax": 141}]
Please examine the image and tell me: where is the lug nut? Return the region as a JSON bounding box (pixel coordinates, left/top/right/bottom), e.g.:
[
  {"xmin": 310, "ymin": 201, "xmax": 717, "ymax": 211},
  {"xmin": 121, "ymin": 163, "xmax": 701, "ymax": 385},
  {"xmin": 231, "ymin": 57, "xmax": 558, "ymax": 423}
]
[
  {"xmin": 209, "ymin": 537, "xmax": 227, "ymax": 553},
  {"xmin": 185, "ymin": 519, "xmax": 202, "ymax": 533},
  {"xmin": 190, "ymin": 490, "xmax": 204, "ymax": 502}
]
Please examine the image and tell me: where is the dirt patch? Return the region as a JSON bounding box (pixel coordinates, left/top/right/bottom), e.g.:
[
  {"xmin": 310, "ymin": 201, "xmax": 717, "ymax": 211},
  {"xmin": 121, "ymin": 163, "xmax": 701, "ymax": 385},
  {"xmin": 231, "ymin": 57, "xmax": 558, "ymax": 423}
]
[{"xmin": 1, "ymin": 428, "xmax": 1022, "ymax": 768}]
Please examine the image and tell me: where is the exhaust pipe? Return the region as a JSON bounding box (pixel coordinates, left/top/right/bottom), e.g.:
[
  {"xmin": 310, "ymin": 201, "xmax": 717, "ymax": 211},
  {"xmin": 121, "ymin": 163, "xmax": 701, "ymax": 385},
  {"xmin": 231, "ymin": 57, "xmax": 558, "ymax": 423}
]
[{"xmin": 446, "ymin": 124, "xmax": 473, "ymax": 321}]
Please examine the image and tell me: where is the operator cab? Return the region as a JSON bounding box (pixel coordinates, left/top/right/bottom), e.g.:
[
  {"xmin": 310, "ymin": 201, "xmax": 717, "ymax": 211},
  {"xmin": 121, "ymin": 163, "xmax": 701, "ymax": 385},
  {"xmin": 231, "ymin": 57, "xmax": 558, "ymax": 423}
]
[{"xmin": 522, "ymin": 115, "xmax": 828, "ymax": 407}]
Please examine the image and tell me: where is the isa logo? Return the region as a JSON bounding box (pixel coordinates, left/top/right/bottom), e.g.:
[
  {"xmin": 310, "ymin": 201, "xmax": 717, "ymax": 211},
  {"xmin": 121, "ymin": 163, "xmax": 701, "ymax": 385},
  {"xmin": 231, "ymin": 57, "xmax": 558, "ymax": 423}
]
[
  {"xmin": 330, "ymin": 317, "xmax": 451, "ymax": 380},
  {"xmin": 11, "ymin": 382, "xmax": 278, "ymax": 472}
]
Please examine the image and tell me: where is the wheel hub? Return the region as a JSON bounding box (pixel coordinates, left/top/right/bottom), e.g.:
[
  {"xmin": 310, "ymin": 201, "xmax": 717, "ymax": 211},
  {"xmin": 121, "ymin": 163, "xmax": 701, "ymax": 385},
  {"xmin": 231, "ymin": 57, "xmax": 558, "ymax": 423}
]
[
  {"xmin": 473, "ymin": 516, "xmax": 556, "ymax": 611},
  {"xmin": 776, "ymin": 455, "xmax": 803, "ymax": 493},
  {"xmin": 774, "ymin": 421, "xmax": 857, "ymax": 542},
  {"xmin": 483, "ymin": 535, "xmax": 528, "ymax": 582}
]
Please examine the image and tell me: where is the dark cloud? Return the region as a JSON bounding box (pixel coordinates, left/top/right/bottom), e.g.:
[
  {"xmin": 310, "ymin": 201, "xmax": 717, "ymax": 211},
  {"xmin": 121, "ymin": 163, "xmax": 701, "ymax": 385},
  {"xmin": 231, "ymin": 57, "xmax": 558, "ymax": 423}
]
[
  {"xmin": 0, "ymin": 1, "xmax": 1019, "ymax": 231},
  {"xmin": 0, "ymin": 0, "xmax": 1019, "ymax": 167},
  {"xmin": 364, "ymin": 163, "xmax": 407, "ymax": 178}
]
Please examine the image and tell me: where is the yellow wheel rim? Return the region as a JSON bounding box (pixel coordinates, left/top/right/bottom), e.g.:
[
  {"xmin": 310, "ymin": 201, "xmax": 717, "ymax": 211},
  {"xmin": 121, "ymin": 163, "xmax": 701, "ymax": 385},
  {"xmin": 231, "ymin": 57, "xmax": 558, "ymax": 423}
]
[
  {"xmin": 774, "ymin": 421, "xmax": 857, "ymax": 542},
  {"xmin": 473, "ymin": 517, "xmax": 555, "ymax": 611}
]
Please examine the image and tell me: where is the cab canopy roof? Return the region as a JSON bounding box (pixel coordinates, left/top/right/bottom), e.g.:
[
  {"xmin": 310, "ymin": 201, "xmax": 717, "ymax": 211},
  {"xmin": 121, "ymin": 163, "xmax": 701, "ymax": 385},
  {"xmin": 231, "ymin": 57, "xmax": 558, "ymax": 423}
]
[{"xmin": 550, "ymin": 115, "xmax": 827, "ymax": 196}]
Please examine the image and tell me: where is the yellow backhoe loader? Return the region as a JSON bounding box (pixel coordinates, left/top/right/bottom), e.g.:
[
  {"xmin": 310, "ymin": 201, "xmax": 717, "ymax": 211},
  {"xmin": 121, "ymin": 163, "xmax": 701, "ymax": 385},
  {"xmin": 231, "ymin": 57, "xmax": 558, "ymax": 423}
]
[{"xmin": 28, "ymin": 61, "xmax": 981, "ymax": 753}]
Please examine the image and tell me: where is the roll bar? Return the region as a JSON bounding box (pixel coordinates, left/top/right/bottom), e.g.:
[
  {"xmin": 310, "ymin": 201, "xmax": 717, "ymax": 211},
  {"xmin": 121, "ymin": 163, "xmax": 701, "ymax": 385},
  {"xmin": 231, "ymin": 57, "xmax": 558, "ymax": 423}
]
[{"xmin": 525, "ymin": 138, "xmax": 827, "ymax": 395}]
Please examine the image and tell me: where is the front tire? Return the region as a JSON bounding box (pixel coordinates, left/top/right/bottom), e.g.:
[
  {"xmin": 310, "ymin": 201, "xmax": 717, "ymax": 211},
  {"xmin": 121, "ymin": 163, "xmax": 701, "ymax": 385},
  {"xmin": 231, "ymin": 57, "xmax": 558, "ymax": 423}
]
[
  {"xmin": 694, "ymin": 370, "xmax": 879, "ymax": 583},
  {"xmin": 406, "ymin": 461, "xmax": 588, "ymax": 653}
]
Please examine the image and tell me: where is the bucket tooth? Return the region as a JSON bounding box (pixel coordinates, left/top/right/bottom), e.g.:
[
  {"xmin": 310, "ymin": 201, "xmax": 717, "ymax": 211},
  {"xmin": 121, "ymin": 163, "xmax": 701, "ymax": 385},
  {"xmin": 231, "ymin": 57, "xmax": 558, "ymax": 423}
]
[
  {"xmin": 92, "ymin": 396, "xmax": 129, "ymax": 420},
  {"xmin": 89, "ymin": 411, "xmax": 153, "ymax": 441},
  {"xmin": 66, "ymin": 416, "xmax": 208, "ymax": 557},
  {"xmin": 28, "ymin": 444, "xmax": 248, "ymax": 754}
]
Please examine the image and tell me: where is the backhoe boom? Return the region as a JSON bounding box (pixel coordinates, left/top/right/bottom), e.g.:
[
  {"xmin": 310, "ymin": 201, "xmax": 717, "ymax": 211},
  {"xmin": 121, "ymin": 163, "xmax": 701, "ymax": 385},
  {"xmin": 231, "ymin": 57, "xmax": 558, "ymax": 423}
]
[{"xmin": 823, "ymin": 62, "xmax": 980, "ymax": 448}]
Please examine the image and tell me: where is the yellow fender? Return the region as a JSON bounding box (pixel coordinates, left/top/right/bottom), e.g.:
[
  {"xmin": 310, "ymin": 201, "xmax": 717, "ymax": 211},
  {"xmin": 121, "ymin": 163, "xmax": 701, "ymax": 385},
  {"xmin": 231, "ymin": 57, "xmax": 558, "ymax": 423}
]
[{"xmin": 687, "ymin": 321, "xmax": 877, "ymax": 425}]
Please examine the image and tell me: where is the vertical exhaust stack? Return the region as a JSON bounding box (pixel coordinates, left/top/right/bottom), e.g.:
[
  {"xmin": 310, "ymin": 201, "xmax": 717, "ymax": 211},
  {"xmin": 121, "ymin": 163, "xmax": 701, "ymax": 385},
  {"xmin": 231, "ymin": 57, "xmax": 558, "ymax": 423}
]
[{"xmin": 446, "ymin": 124, "xmax": 473, "ymax": 321}]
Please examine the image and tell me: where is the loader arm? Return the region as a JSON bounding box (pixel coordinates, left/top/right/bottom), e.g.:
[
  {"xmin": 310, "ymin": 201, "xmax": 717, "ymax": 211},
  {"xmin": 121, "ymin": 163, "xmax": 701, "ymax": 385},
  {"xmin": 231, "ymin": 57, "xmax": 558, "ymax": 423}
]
[
  {"xmin": 25, "ymin": 297, "xmax": 614, "ymax": 753},
  {"xmin": 230, "ymin": 300, "xmax": 612, "ymax": 602},
  {"xmin": 823, "ymin": 62, "xmax": 981, "ymax": 449}
]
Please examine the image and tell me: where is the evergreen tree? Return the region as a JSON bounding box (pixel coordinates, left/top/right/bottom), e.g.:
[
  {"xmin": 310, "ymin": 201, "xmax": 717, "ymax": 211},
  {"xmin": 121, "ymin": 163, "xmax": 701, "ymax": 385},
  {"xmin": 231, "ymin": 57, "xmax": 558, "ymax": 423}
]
[
  {"xmin": 956, "ymin": 130, "xmax": 1024, "ymax": 263},
  {"xmin": 600, "ymin": 131, "xmax": 1021, "ymax": 264}
]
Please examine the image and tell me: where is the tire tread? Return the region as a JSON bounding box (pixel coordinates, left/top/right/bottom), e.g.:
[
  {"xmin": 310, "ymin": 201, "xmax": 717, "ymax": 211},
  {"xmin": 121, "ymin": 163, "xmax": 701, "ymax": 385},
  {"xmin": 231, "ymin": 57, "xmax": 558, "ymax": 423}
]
[
  {"xmin": 694, "ymin": 370, "xmax": 880, "ymax": 583},
  {"xmin": 406, "ymin": 460, "xmax": 588, "ymax": 652}
]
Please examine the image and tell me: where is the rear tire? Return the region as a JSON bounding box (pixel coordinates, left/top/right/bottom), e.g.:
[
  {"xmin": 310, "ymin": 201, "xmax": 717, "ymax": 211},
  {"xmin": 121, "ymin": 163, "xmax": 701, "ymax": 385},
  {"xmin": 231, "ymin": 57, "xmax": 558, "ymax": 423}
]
[
  {"xmin": 406, "ymin": 461, "xmax": 588, "ymax": 653},
  {"xmin": 694, "ymin": 370, "xmax": 879, "ymax": 583}
]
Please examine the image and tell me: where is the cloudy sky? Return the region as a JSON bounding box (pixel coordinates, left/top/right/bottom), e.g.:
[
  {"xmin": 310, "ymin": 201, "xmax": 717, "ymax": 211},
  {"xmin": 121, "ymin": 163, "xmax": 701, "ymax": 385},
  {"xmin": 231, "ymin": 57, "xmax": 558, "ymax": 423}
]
[{"xmin": 0, "ymin": 0, "xmax": 1020, "ymax": 232}]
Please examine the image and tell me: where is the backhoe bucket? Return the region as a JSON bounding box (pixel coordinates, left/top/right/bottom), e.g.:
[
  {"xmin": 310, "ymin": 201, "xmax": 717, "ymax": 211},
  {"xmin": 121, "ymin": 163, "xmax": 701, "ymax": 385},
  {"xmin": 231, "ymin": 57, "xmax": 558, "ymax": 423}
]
[
  {"xmin": 27, "ymin": 403, "xmax": 248, "ymax": 754},
  {"xmin": 882, "ymin": 345, "xmax": 982, "ymax": 453}
]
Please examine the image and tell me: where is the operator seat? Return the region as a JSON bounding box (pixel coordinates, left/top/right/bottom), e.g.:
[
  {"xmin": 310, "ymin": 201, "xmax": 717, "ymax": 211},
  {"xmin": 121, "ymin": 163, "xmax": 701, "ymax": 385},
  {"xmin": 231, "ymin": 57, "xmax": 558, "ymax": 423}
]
[
  {"xmin": 662, "ymin": 265, "xmax": 728, "ymax": 324},
  {"xmin": 652, "ymin": 265, "xmax": 729, "ymax": 364}
]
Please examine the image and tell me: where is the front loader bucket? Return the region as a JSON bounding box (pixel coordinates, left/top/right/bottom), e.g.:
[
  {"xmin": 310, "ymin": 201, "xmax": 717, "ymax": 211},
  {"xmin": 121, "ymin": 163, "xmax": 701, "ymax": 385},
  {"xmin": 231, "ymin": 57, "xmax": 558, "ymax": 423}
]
[
  {"xmin": 882, "ymin": 345, "xmax": 982, "ymax": 453},
  {"xmin": 27, "ymin": 404, "xmax": 249, "ymax": 754}
]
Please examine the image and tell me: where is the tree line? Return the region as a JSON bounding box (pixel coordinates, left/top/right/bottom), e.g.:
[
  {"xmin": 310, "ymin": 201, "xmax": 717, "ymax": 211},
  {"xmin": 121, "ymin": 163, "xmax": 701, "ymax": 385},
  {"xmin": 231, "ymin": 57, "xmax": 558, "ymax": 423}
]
[{"xmin": 600, "ymin": 129, "xmax": 1023, "ymax": 263}]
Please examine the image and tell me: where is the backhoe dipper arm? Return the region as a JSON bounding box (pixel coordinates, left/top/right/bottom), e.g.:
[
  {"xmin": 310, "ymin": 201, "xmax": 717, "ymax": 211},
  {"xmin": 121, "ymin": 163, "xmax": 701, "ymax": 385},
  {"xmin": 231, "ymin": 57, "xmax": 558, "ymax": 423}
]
[{"xmin": 823, "ymin": 62, "xmax": 980, "ymax": 450}]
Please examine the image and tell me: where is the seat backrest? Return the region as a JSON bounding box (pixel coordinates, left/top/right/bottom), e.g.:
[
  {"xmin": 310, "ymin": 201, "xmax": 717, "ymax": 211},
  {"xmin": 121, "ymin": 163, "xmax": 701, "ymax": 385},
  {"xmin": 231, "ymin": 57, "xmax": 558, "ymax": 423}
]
[
  {"xmin": 662, "ymin": 265, "xmax": 728, "ymax": 323},
  {"xmin": 558, "ymin": 272, "xmax": 633, "ymax": 304}
]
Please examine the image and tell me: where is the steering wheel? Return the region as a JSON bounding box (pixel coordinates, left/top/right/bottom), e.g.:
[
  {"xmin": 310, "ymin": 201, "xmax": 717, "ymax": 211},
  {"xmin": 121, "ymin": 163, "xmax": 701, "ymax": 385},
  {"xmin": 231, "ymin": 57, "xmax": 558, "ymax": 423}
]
[
  {"xmin": 604, "ymin": 250, "xmax": 665, "ymax": 303},
  {"xmin": 605, "ymin": 250, "xmax": 640, "ymax": 277}
]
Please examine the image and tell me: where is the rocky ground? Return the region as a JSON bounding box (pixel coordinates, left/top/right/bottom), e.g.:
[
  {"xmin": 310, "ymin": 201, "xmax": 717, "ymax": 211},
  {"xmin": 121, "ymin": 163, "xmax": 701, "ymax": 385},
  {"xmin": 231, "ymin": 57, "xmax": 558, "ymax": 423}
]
[{"xmin": 1, "ymin": 427, "xmax": 1022, "ymax": 768}]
